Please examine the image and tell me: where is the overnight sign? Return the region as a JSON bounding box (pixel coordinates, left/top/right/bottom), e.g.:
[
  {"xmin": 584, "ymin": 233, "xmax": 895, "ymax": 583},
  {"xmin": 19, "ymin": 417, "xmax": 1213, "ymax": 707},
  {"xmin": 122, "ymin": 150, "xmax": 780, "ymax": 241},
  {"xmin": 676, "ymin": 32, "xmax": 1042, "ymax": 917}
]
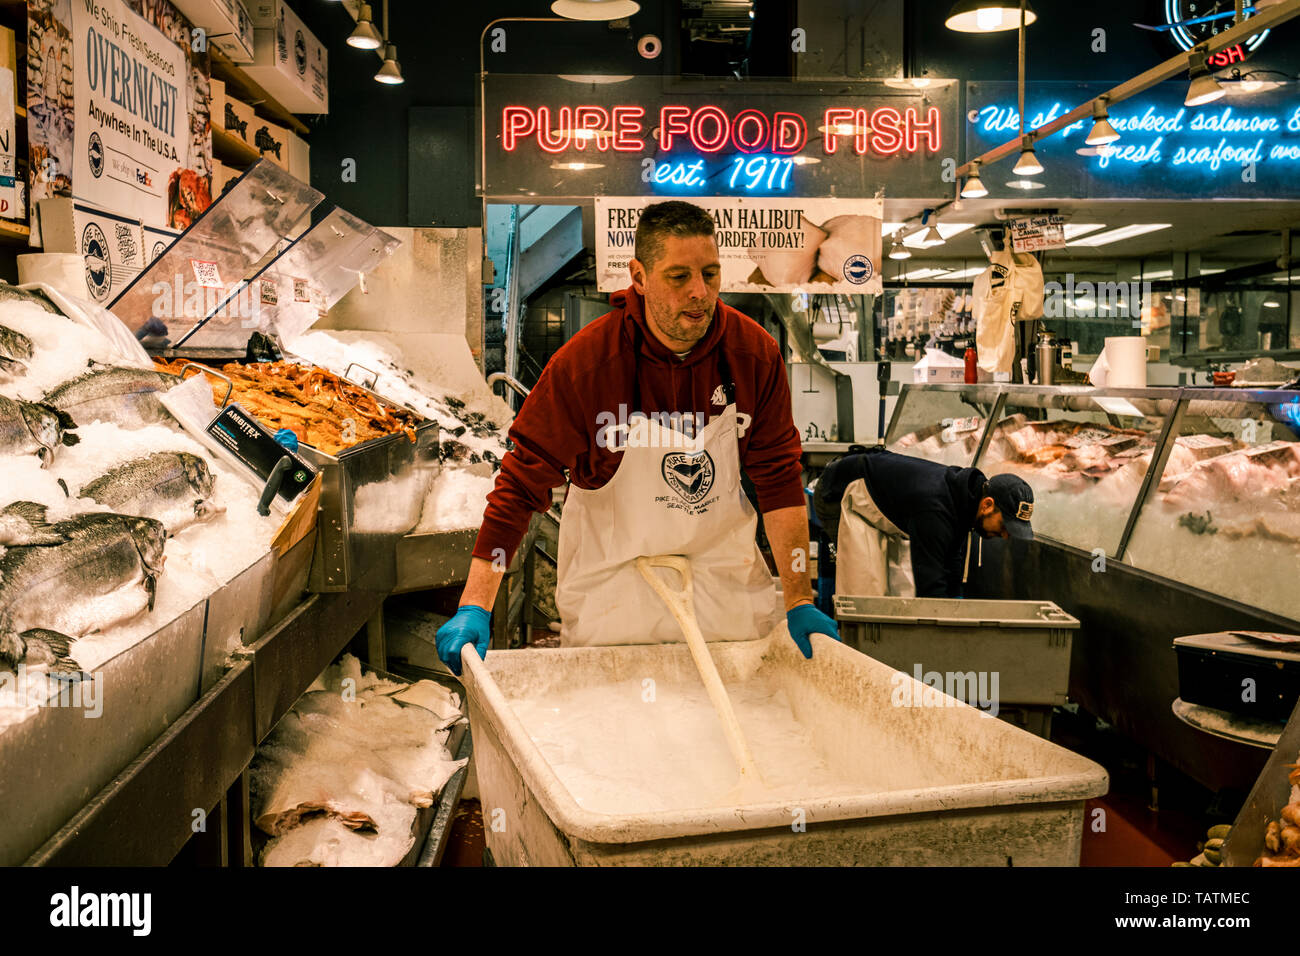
[
  {"xmin": 966, "ymin": 80, "xmax": 1300, "ymax": 200},
  {"xmin": 483, "ymin": 75, "xmax": 958, "ymax": 200}
]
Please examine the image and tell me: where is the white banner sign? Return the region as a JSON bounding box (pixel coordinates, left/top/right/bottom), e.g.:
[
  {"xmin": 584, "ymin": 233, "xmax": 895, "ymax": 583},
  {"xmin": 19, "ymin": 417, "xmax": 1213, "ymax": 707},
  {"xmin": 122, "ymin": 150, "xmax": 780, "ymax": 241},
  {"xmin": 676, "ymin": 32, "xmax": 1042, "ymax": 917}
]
[
  {"xmin": 595, "ymin": 196, "xmax": 883, "ymax": 295},
  {"xmin": 71, "ymin": 0, "xmax": 187, "ymax": 226},
  {"xmin": 1010, "ymin": 214, "xmax": 1066, "ymax": 253}
]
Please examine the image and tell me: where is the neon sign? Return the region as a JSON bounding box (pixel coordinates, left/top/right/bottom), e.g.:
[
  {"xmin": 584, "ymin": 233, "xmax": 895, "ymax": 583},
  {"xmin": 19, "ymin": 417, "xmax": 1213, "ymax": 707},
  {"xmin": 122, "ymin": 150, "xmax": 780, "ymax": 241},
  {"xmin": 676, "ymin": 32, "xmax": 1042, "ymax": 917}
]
[
  {"xmin": 967, "ymin": 81, "xmax": 1300, "ymax": 198},
  {"xmin": 645, "ymin": 154, "xmax": 797, "ymax": 193},
  {"xmin": 499, "ymin": 105, "xmax": 943, "ymax": 158}
]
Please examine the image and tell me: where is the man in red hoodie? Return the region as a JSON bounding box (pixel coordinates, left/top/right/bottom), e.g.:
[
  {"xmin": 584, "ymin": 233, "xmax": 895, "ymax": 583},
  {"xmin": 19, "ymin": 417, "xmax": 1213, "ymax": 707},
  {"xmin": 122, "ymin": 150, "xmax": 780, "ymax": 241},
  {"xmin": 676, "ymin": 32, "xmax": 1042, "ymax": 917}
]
[{"xmin": 437, "ymin": 201, "xmax": 839, "ymax": 674}]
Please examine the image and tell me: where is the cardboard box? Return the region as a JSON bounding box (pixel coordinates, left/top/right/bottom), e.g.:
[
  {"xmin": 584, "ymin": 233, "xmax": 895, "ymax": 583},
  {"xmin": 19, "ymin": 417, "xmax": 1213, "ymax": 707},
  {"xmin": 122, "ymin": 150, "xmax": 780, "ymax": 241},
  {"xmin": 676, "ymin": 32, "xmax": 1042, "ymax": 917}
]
[
  {"xmin": 171, "ymin": 0, "xmax": 254, "ymax": 63},
  {"xmin": 222, "ymin": 96, "xmax": 256, "ymax": 145},
  {"xmin": 143, "ymin": 224, "xmax": 181, "ymax": 264},
  {"xmin": 212, "ymin": 159, "xmax": 242, "ymax": 196},
  {"xmin": 0, "ymin": 25, "xmax": 16, "ymax": 77},
  {"xmin": 283, "ymin": 128, "xmax": 309, "ymax": 182},
  {"xmin": 210, "ymin": 77, "xmax": 226, "ymax": 125},
  {"xmin": 37, "ymin": 199, "xmax": 146, "ymax": 304},
  {"xmin": 251, "ymin": 119, "xmax": 287, "ymax": 169},
  {"xmin": 244, "ymin": 1, "xmax": 328, "ymax": 114}
]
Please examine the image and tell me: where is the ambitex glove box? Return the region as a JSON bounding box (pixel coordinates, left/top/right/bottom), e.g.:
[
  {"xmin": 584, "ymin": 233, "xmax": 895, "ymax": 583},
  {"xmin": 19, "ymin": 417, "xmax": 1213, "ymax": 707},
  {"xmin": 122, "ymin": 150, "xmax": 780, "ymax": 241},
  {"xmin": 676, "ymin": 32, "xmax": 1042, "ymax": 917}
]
[{"xmin": 1173, "ymin": 632, "xmax": 1300, "ymax": 723}]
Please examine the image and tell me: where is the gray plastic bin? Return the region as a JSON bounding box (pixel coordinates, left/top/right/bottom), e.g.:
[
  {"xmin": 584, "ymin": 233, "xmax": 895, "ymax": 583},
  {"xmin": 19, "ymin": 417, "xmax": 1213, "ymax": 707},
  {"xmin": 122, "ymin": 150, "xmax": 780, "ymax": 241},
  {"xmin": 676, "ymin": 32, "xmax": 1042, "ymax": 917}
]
[{"xmin": 833, "ymin": 596, "xmax": 1078, "ymax": 737}]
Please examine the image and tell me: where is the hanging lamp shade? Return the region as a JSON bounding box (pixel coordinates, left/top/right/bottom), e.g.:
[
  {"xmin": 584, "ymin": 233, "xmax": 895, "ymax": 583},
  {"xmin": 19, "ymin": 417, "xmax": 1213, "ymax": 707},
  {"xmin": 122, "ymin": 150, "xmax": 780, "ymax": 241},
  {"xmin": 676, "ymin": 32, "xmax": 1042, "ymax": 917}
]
[
  {"xmin": 551, "ymin": 0, "xmax": 640, "ymax": 20},
  {"xmin": 348, "ymin": 3, "xmax": 384, "ymax": 50},
  {"xmin": 375, "ymin": 44, "xmax": 403, "ymax": 84},
  {"xmin": 945, "ymin": 0, "xmax": 1037, "ymax": 33}
]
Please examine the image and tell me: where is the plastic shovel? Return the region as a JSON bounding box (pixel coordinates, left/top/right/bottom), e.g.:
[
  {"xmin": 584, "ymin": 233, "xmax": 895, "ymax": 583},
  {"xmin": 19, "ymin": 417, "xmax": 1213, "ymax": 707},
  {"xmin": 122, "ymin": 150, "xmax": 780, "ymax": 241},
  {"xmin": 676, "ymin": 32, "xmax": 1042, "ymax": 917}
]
[{"xmin": 635, "ymin": 555, "xmax": 764, "ymax": 785}]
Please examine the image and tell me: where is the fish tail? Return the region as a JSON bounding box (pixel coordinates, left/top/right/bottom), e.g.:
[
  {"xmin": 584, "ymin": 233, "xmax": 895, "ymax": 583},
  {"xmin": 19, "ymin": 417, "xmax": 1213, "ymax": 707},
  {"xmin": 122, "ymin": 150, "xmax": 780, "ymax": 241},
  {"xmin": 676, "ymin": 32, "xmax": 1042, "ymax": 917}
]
[
  {"xmin": 48, "ymin": 406, "xmax": 79, "ymax": 433},
  {"xmin": 0, "ymin": 356, "xmax": 26, "ymax": 377},
  {"xmin": 0, "ymin": 631, "xmax": 26, "ymax": 669}
]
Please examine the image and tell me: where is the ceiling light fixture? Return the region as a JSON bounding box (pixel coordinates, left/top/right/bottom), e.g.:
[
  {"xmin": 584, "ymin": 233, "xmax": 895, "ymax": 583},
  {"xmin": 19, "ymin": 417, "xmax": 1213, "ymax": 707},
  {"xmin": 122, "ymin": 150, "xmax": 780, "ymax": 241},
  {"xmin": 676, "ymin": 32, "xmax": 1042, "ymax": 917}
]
[
  {"xmin": 1185, "ymin": 49, "xmax": 1226, "ymax": 107},
  {"xmin": 944, "ymin": 0, "xmax": 1037, "ymax": 33},
  {"xmin": 1085, "ymin": 96, "xmax": 1120, "ymax": 146},
  {"xmin": 557, "ymin": 74, "xmax": 635, "ymax": 84},
  {"xmin": 888, "ymin": 237, "xmax": 913, "ymax": 260},
  {"xmin": 348, "ymin": 3, "xmax": 384, "ymax": 50},
  {"xmin": 1012, "ymin": 136, "xmax": 1043, "ymax": 176},
  {"xmin": 551, "ymin": 0, "xmax": 641, "ymax": 20},
  {"xmin": 817, "ymin": 121, "xmax": 869, "ymax": 136},
  {"xmin": 903, "ymin": 222, "xmax": 976, "ymax": 248},
  {"xmin": 375, "ymin": 44, "xmax": 403, "ymax": 84},
  {"xmin": 372, "ymin": 2, "xmax": 402, "ymax": 85},
  {"xmin": 1005, "ymin": 178, "xmax": 1045, "ymax": 190},
  {"xmin": 1070, "ymin": 223, "xmax": 1173, "ymax": 247},
  {"xmin": 961, "ymin": 160, "xmax": 988, "ymax": 198}
]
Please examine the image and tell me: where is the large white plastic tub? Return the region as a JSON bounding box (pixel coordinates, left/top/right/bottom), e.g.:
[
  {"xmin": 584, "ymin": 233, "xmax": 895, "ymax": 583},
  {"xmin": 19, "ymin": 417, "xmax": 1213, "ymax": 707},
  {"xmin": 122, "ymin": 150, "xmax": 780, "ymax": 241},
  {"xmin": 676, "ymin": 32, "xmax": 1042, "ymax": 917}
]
[{"xmin": 462, "ymin": 631, "xmax": 1108, "ymax": 866}]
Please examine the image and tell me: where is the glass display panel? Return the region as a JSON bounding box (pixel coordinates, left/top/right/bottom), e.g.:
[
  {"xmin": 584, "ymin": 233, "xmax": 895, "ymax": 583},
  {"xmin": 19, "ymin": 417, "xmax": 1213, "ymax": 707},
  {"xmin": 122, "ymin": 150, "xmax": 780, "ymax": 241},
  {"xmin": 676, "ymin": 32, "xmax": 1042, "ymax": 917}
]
[
  {"xmin": 976, "ymin": 388, "xmax": 1172, "ymax": 556},
  {"xmin": 884, "ymin": 383, "xmax": 998, "ymax": 468},
  {"xmin": 1125, "ymin": 392, "xmax": 1300, "ymax": 621}
]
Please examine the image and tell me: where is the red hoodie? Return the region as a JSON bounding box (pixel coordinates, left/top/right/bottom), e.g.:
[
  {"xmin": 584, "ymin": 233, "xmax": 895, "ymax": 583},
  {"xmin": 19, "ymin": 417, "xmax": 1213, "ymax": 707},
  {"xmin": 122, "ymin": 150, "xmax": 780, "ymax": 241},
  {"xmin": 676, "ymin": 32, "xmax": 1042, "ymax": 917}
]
[{"xmin": 473, "ymin": 287, "xmax": 805, "ymax": 563}]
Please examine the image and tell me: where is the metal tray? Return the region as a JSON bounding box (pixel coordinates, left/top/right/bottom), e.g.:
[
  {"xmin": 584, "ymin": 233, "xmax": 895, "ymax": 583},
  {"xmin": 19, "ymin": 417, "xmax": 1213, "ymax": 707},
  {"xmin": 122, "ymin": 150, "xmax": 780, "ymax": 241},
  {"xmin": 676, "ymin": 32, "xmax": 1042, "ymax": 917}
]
[{"xmin": 0, "ymin": 598, "xmax": 208, "ymax": 865}]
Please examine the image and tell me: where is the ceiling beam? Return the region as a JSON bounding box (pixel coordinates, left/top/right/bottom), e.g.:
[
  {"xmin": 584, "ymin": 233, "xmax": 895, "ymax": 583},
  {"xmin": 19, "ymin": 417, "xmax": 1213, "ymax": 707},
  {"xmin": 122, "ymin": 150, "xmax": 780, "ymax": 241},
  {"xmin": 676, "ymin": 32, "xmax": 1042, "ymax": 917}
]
[{"xmin": 956, "ymin": 0, "xmax": 1300, "ymax": 178}]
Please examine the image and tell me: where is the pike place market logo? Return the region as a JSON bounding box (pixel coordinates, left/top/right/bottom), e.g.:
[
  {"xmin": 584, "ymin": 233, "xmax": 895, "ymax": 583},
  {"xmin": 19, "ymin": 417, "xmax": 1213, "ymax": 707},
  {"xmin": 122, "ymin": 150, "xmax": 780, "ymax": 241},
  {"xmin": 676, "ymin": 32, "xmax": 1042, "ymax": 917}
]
[
  {"xmin": 844, "ymin": 255, "xmax": 873, "ymax": 285},
  {"xmin": 662, "ymin": 450, "xmax": 715, "ymax": 504},
  {"xmin": 88, "ymin": 132, "xmax": 104, "ymax": 178},
  {"xmin": 81, "ymin": 224, "xmax": 111, "ymax": 302}
]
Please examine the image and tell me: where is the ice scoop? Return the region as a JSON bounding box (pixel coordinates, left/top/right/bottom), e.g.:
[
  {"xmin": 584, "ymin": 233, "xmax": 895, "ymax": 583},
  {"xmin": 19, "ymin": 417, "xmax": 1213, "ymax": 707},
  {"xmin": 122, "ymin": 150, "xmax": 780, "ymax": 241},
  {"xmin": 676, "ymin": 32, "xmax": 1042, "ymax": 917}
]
[{"xmin": 635, "ymin": 555, "xmax": 763, "ymax": 785}]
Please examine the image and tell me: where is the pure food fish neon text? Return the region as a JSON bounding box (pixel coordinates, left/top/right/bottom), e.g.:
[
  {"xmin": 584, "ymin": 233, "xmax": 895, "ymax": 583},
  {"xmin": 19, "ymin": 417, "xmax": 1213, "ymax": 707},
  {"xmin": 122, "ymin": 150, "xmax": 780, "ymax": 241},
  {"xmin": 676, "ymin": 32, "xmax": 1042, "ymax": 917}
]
[{"xmin": 499, "ymin": 105, "xmax": 943, "ymax": 156}]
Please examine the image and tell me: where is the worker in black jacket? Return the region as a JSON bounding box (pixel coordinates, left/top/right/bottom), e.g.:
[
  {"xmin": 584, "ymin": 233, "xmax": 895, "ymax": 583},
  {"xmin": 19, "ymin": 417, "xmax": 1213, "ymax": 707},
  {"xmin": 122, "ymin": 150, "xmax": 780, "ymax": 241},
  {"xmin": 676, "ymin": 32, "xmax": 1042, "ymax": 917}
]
[{"xmin": 813, "ymin": 448, "xmax": 1034, "ymax": 599}]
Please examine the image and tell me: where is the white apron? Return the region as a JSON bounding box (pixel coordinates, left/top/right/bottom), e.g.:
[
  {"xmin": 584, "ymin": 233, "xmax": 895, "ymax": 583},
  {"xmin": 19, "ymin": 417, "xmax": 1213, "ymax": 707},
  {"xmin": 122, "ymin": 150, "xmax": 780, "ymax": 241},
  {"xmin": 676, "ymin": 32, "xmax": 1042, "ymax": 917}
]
[
  {"xmin": 836, "ymin": 477, "xmax": 916, "ymax": 598},
  {"xmin": 555, "ymin": 406, "xmax": 780, "ymax": 647}
]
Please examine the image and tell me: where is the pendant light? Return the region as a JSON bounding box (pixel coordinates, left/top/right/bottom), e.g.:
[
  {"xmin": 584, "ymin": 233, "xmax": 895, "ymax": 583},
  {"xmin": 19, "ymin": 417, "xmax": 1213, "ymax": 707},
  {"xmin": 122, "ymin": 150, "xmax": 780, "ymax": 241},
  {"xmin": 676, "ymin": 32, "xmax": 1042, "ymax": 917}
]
[
  {"xmin": 348, "ymin": 2, "xmax": 383, "ymax": 50},
  {"xmin": 945, "ymin": 0, "xmax": 1036, "ymax": 33},
  {"xmin": 551, "ymin": 0, "xmax": 641, "ymax": 20},
  {"xmin": 1085, "ymin": 96, "xmax": 1120, "ymax": 146},
  {"xmin": 1011, "ymin": 135, "xmax": 1043, "ymax": 176},
  {"xmin": 373, "ymin": 1, "xmax": 402, "ymax": 85},
  {"xmin": 888, "ymin": 237, "xmax": 912, "ymax": 260},
  {"xmin": 960, "ymin": 160, "xmax": 988, "ymax": 198},
  {"xmin": 375, "ymin": 45, "xmax": 403, "ymax": 84},
  {"xmin": 1185, "ymin": 50, "xmax": 1225, "ymax": 107}
]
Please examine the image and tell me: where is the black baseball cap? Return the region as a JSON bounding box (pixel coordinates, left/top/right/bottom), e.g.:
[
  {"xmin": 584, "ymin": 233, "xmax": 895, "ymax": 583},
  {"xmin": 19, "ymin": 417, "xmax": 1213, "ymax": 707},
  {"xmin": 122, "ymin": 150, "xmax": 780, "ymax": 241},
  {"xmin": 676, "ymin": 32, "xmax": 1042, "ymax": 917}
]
[{"xmin": 987, "ymin": 474, "xmax": 1035, "ymax": 540}]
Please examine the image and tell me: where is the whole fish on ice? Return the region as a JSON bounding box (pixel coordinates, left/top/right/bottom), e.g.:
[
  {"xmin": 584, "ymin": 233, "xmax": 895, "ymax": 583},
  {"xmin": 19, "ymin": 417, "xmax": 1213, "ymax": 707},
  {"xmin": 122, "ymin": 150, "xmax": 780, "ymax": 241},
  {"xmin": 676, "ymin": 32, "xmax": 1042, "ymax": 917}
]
[
  {"xmin": 0, "ymin": 284, "xmax": 61, "ymax": 314},
  {"xmin": 43, "ymin": 366, "xmax": 182, "ymax": 428},
  {"xmin": 0, "ymin": 324, "xmax": 34, "ymax": 380},
  {"xmin": 0, "ymin": 501, "xmax": 66, "ymax": 546},
  {"xmin": 0, "ymin": 394, "xmax": 80, "ymax": 466},
  {"xmin": 0, "ymin": 513, "xmax": 167, "ymax": 672},
  {"xmin": 79, "ymin": 451, "xmax": 224, "ymax": 533}
]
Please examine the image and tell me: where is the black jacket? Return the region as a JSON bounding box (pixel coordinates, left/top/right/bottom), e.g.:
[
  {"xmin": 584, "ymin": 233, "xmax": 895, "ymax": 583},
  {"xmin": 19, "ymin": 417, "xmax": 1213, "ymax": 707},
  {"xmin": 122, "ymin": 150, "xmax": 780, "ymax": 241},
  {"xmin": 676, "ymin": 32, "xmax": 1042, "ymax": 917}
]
[{"xmin": 814, "ymin": 449, "xmax": 986, "ymax": 598}]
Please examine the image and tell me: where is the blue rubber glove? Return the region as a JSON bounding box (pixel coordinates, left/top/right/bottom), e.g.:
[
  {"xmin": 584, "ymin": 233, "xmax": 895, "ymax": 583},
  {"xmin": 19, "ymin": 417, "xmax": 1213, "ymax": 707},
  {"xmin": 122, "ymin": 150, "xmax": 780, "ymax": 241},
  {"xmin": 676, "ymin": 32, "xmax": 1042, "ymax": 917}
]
[
  {"xmin": 786, "ymin": 603, "xmax": 840, "ymax": 659},
  {"xmin": 436, "ymin": 605, "xmax": 491, "ymax": 677}
]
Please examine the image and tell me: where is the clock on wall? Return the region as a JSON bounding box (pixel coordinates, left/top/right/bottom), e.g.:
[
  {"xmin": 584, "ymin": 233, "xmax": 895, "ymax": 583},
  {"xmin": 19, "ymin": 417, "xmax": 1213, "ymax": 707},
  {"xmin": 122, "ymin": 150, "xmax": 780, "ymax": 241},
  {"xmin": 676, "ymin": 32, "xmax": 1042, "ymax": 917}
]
[{"xmin": 1162, "ymin": 0, "xmax": 1270, "ymax": 54}]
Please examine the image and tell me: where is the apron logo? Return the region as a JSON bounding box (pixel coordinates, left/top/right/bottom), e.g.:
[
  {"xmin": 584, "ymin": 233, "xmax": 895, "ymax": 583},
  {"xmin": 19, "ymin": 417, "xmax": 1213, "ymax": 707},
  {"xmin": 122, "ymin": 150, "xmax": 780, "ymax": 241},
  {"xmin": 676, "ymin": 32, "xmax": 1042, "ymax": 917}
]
[
  {"xmin": 661, "ymin": 450, "xmax": 715, "ymax": 504},
  {"xmin": 710, "ymin": 384, "xmax": 727, "ymax": 407}
]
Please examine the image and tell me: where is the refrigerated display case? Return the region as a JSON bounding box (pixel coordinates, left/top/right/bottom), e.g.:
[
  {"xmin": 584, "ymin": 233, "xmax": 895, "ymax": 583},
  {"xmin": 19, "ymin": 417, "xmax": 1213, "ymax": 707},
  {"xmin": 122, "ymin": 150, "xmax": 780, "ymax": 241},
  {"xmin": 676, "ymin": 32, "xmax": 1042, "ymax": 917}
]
[{"xmin": 882, "ymin": 383, "xmax": 1300, "ymax": 792}]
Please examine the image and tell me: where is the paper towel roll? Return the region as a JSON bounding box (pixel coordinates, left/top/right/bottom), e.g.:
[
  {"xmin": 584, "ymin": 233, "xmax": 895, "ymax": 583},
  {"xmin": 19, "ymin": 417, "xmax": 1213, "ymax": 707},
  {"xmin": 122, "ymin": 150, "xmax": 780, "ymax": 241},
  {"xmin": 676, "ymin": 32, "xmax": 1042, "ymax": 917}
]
[
  {"xmin": 1103, "ymin": 335, "xmax": 1148, "ymax": 388},
  {"xmin": 17, "ymin": 254, "xmax": 87, "ymax": 300}
]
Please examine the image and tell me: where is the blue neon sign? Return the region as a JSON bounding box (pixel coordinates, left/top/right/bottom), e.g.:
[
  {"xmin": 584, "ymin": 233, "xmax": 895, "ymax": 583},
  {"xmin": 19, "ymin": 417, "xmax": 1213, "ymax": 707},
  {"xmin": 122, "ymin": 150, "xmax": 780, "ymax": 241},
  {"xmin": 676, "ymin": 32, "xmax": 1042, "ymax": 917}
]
[
  {"xmin": 648, "ymin": 153, "xmax": 797, "ymax": 196},
  {"xmin": 966, "ymin": 81, "xmax": 1300, "ymax": 199}
]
